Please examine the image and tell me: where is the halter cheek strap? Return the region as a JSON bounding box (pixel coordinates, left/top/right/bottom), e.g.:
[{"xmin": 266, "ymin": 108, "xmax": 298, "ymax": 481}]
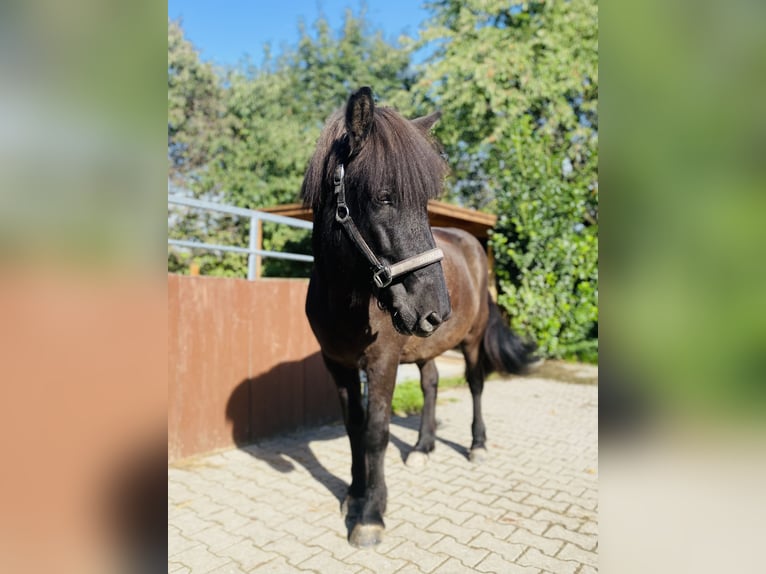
[{"xmin": 333, "ymin": 164, "xmax": 444, "ymax": 289}]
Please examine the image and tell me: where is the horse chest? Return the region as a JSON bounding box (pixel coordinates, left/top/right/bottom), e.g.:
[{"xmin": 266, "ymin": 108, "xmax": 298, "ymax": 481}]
[{"xmin": 306, "ymin": 298, "xmax": 373, "ymax": 365}]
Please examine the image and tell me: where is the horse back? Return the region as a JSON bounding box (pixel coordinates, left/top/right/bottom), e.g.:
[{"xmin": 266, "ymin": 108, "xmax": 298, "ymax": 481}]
[{"xmin": 433, "ymin": 227, "xmax": 488, "ymax": 292}]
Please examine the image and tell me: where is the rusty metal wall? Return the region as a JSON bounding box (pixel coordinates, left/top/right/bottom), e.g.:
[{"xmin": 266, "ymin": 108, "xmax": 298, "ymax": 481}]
[{"xmin": 168, "ymin": 275, "xmax": 339, "ymax": 462}]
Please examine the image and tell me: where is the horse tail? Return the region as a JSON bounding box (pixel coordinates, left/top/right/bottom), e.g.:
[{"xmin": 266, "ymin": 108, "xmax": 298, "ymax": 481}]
[{"xmin": 480, "ymin": 295, "xmax": 538, "ymax": 375}]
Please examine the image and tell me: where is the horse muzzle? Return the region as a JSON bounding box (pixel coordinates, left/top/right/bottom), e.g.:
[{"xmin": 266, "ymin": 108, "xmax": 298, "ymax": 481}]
[{"xmin": 392, "ymin": 309, "xmax": 448, "ymax": 338}]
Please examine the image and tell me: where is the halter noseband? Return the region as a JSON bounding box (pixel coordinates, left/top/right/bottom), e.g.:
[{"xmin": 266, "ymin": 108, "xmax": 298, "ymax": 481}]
[{"xmin": 333, "ymin": 163, "xmax": 444, "ymax": 289}]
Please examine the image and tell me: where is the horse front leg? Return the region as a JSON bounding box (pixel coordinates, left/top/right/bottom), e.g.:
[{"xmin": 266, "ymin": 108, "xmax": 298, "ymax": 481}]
[
  {"xmin": 349, "ymin": 354, "xmax": 397, "ymax": 548},
  {"xmin": 406, "ymin": 359, "xmax": 439, "ymax": 467},
  {"xmin": 322, "ymin": 355, "xmax": 366, "ymax": 513}
]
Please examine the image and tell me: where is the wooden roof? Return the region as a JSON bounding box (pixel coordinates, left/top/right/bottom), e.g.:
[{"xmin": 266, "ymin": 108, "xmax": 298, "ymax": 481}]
[{"xmin": 261, "ymin": 200, "xmax": 497, "ymax": 240}]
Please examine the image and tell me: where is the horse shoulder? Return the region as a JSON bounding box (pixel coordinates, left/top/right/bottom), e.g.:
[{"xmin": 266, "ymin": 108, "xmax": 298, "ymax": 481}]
[{"xmin": 398, "ymin": 228, "xmax": 489, "ymax": 363}]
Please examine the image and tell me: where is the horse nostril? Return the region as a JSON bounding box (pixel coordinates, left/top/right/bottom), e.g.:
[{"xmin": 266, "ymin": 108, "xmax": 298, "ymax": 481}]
[
  {"xmin": 425, "ymin": 312, "xmax": 442, "ymax": 327},
  {"xmin": 417, "ymin": 312, "xmax": 443, "ymax": 336}
]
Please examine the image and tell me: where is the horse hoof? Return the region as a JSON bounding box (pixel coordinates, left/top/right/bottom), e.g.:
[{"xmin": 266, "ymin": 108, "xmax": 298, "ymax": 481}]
[
  {"xmin": 469, "ymin": 447, "xmax": 488, "ymax": 463},
  {"xmin": 349, "ymin": 523, "xmax": 384, "ymax": 548},
  {"xmin": 406, "ymin": 450, "xmax": 429, "ymax": 468}
]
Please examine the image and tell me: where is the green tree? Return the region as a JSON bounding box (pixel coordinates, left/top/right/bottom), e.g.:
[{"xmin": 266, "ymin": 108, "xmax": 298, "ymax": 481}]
[
  {"xmin": 168, "ymin": 19, "xmax": 247, "ymax": 277},
  {"xmin": 201, "ymin": 8, "xmax": 415, "ymax": 208},
  {"xmin": 167, "ymin": 19, "xmax": 225, "ymax": 190},
  {"xmin": 411, "ymin": 0, "xmax": 598, "ymax": 359},
  {"xmin": 288, "ymin": 9, "xmax": 416, "ymax": 123},
  {"xmin": 168, "ymin": 11, "xmax": 416, "ymax": 278}
]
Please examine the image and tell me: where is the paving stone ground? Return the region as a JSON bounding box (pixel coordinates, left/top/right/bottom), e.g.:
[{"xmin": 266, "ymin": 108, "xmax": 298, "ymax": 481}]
[{"xmin": 169, "ymin": 367, "xmax": 598, "ymax": 573}]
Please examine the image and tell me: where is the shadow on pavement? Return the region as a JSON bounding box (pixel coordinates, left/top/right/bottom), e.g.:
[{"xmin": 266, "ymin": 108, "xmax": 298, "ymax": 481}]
[
  {"xmin": 389, "ymin": 414, "xmax": 471, "ymax": 461},
  {"xmin": 225, "ymin": 356, "xmax": 346, "ymax": 504},
  {"xmin": 237, "ymin": 434, "xmax": 349, "ymax": 504},
  {"xmin": 225, "ymin": 362, "xmax": 475, "ymax": 509}
]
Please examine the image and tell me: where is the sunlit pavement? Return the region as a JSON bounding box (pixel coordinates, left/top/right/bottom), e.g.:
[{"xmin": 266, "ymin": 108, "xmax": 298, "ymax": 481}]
[{"xmin": 169, "ymin": 367, "xmax": 597, "ymax": 573}]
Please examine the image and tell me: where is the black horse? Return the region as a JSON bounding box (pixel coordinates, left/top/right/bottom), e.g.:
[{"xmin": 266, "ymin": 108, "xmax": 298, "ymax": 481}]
[{"xmin": 302, "ymin": 87, "xmax": 536, "ymax": 547}]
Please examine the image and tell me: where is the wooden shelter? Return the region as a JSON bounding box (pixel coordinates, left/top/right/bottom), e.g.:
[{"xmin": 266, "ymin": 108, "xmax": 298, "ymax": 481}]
[
  {"xmin": 262, "ymin": 200, "xmax": 497, "ymax": 241},
  {"xmin": 260, "ymin": 200, "xmax": 498, "ymax": 297}
]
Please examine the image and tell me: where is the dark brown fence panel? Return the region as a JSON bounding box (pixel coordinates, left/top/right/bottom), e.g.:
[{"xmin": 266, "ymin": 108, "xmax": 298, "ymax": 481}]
[{"xmin": 168, "ymin": 275, "xmax": 339, "ymax": 462}]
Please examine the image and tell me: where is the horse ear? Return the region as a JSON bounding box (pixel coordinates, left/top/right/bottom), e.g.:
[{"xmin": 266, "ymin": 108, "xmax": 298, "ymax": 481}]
[
  {"xmin": 345, "ymin": 87, "xmax": 375, "ymax": 154},
  {"xmin": 412, "ymin": 110, "xmax": 442, "ymax": 132}
]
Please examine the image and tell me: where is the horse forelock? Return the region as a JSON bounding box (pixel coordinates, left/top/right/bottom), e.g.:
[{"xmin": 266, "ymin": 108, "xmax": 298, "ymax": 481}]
[{"xmin": 301, "ymin": 107, "xmax": 447, "ymax": 212}]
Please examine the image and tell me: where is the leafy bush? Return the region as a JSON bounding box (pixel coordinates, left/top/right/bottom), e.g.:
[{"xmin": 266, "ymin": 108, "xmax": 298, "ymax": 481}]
[
  {"xmin": 403, "ymin": 0, "xmax": 599, "ymax": 361},
  {"xmin": 260, "ymin": 223, "xmax": 312, "ymax": 278},
  {"xmin": 491, "ymin": 119, "xmax": 598, "ymax": 360}
]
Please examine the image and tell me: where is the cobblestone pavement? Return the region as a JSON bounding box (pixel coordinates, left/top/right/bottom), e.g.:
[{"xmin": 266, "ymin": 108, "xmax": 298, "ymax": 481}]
[{"xmin": 169, "ymin": 372, "xmax": 598, "ymax": 573}]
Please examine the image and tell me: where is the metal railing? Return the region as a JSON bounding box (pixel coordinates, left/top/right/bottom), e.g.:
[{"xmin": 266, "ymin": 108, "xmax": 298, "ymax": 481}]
[{"xmin": 168, "ymin": 195, "xmax": 313, "ymax": 280}]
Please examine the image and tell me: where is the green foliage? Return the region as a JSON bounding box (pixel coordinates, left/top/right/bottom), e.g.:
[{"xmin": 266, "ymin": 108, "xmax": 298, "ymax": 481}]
[
  {"xmin": 168, "ymin": 11, "xmax": 415, "ymax": 277},
  {"xmin": 491, "ymin": 117, "xmax": 598, "ymax": 360},
  {"xmin": 167, "ymin": 19, "xmax": 225, "ymax": 189},
  {"xmin": 391, "ymin": 381, "xmax": 424, "ymax": 416},
  {"xmin": 167, "ymin": 210, "xmax": 249, "ymax": 277},
  {"xmin": 260, "ymin": 224, "xmax": 312, "ymax": 278},
  {"xmin": 287, "ymin": 9, "xmax": 417, "ymax": 124},
  {"xmin": 407, "ymin": 0, "xmax": 599, "ymax": 359}
]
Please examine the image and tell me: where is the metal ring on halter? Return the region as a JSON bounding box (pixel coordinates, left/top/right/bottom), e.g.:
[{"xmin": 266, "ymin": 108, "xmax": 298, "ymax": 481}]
[{"xmin": 335, "ymin": 204, "xmax": 350, "ymax": 223}]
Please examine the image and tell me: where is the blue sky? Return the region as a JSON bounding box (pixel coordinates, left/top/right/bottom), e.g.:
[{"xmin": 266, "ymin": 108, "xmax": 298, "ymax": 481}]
[{"xmin": 168, "ymin": 1, "xmax": 433, "ymax": 68}]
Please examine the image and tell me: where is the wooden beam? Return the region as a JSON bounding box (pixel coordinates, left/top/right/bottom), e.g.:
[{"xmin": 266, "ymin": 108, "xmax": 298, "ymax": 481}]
[{"xmin": 258, "ymin": 200, "xmax": 497, "ymax": 238}]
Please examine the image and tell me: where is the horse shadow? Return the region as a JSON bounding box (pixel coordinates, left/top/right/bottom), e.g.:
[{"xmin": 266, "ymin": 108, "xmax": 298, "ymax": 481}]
[
  {"xmin": 225, "ymin": 355, "xmax": 348, "ymax": 504},
  {"xmin": 235, "ymin": 424, "xmax": 350, "ymax": 505},
  {"xmin": 388, "ymin": 414, "xmax": 470, "ymax": 462},
  {"xmin": 225, "ymin": 358, "xmax": 471, "ymax": 539}
]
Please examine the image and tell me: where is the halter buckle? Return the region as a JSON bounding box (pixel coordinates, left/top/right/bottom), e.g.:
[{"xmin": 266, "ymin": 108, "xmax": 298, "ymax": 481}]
[
  {"xmin": 333, "ymin": 164, "xmax": 345, "ymax": 186},
  {"xmin": 372, "ymin": 266, "xmax": 393, "ymax": 289}
]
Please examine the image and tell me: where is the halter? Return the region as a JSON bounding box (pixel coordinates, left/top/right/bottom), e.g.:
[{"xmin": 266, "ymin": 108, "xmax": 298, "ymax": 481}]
[{"xmin": 333, "ymin": 163, "xmax": 444, "ymax": 289}]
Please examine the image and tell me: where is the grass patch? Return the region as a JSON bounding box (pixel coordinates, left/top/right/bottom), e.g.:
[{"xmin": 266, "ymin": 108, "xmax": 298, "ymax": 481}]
[
  {"xmin": 391, "ymin": 375, "xmax": 467, "ymax": 417},
  {"xmin": 439, "ymin": 375, "xmax": 467, "ymax": 389},
  {"xmin": 391, "ymin": 381, "xmax": 423, "ymax": 416}
]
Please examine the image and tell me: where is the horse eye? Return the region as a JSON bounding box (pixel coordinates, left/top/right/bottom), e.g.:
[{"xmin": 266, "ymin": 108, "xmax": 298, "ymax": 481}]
[{"xmin": 378, "ymin": 191, "xmax": 393, "ymax": 206}]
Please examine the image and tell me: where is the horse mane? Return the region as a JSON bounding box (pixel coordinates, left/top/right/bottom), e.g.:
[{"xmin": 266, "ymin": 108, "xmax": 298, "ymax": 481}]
[{"xmin": 301, "ymin": 106, "xmax": 447, "ymax": 211}]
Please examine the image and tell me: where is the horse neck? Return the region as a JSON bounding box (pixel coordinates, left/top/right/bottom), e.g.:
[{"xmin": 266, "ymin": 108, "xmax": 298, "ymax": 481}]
[{"xmin": 312, "ymin": 221, "xmax": 374, "ymax": 313}]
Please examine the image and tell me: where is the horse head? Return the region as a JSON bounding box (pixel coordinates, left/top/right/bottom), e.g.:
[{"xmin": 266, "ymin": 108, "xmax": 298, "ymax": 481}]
[{"xmin": 303, "ymin": 87, "xmax": 452, "ymax": 337}]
